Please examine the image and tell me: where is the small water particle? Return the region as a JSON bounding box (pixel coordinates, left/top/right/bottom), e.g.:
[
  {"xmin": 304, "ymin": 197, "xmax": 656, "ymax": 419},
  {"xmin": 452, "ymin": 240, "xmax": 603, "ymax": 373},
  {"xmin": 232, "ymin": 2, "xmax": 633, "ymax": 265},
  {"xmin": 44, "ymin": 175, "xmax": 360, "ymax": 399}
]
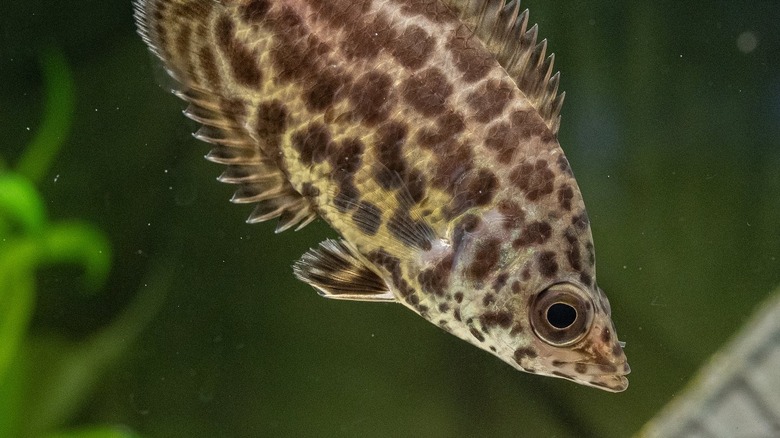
[
  {"xmin": 588, "ymin": 18, "xmax": 596, "ymax": 26},
  {"xmin": 25, "ymin": 126, "xmax": 30, "ymax": 131},
  {"xmin": 53, "ymin": 174, "xmax": 59, "ymax": 182},
  {"xmin": 736, "ymin": 31, "xmax": 758, "ymax": 53}
]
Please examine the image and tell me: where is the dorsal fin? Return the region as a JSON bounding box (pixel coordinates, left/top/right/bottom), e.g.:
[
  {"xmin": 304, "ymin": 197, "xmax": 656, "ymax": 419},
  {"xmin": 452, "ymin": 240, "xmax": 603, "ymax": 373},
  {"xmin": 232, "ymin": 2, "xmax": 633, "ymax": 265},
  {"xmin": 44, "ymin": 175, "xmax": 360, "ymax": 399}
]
[
  {"xmin": 442, "ymin": 0, "xmax": 565, "ymax": 134},
  {"xmin": 133, "ymin": 0, "xmax": 316, "ymax": 233}
]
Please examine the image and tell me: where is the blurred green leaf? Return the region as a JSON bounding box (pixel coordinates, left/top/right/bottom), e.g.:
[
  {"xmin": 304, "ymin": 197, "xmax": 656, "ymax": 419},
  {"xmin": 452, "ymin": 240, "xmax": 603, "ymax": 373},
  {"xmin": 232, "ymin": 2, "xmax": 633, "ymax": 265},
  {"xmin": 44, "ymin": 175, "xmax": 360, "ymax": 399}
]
[
  {"xmin": 0, "ymin": 173, "xmax": 47, "ymax": 238},
  {"xmin": 0, "ymin": 240, "xmax": 38, "ymax": 384},
  {"xmin": 36, "ymin": 222, "xmax": 112, "ymax": 293},
  {"xmin": 16, "ymin": 47, "xmax": 75, "ymax": 184}
]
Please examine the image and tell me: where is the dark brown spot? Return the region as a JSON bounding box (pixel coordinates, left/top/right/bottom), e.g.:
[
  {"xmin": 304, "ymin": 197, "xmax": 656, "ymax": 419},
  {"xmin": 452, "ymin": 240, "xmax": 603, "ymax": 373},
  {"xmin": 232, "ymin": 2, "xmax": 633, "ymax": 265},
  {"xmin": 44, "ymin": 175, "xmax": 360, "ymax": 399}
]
[
  {"xmin": 513, "ymin": 221, "xmax": 552, "ymax": 248},
  {"xmin": 374, "ymin": 122, "xmax": 408, "ymax": 189},
  {"xmin": 557, "ymin": 154, "xmax": 573, "ymax": 175},
  {"xmin": 511, "ymin": 281, "xmax": 521, "ymax": 294},
  {"xmin": 334, "ymin": 179, "xmax": 360, "ymax": 212},
  {"xmin": 197, "ymin": 46, "xmax": 222, "ymax": 90},
  {"xmin": 467, "ymin": 79, "xmax": 513, "ymax": 123},
  {"xmin": 431, "ymin": 142, "xmax": 473, "ymax": 193},
  {"xmin": 215, "ymin": 15, "xmax": 263, "ymax": 88},
  {"xmin": 575, "ymin": 363, "xmax": 588, "ymax": 374},
  {"xmin": 268, "ymin": 7, "xmax": 325, "ymax": 83},
  {"xmin": 538, "ymin": 251, "xmax": 559, "ymax": 278},
  {"xmin": 579, "ymin": 272, "xmax": 592, "ymax": 286},
  {"xmin": 350, "ymin": 72, "xmax": 395, "ymax": 125},
  {"xmin": 418, "ymin": 254, "xmax": 453, "ymax": 297},
  {"xmin": 367, "ymin": 249, "xmax": 414, "ymax": 297},
  {"xmin": 394, "ymin": 0, "xmax": 456, "ymax": 23},
  {"xmin": 438, "ymin": 112, "xmax": 465, "ymax": 135},
  {"xmin": 469, "ymin": 326, "xmax": 486, "ymax": 342},
  {"xmin": 402, "ymin": 67, "xmax": 453, "ymax": 117},
  {"xmin": 599, "ymin": 364, "xmax": 618, "ymax": 374},
  {"xmin": 509, "ymin": 322, "xmax": 523, "ymax": 336},
  {"xmin": 389, "ymin": 25, "xmax": 434, "ymax": 70},
  {"xmin": 329, "ymin": 137, "xmax": 364, "ymax": 179},
  {"xmin": 601, "ymin": 328, "xmax": 612, "ymax": 343},
  {"xmin": 521, "ymin": 267, "xmax": 531, "ymax": 281},
  {"xmin": 438, "ymin": 303, "xmax": 450, "ymax": 313},
  {"xmin": 509, "ymin": 160, "xmax": 556, "ymax": 201},
  {"xmin": 514, "ymin": 347, "xmax": 538, "ymax": 364},
  {"xmin": 511, "ymin": 109, "xmax": 553, "ymax": 141},
  {"xmin": 452, "ymin": 214, "xmax": 480, "ymax": 253},
  {"xmin": 308, "ymin": 0, "xmax": 371, "ymax": 28},
  {"xmin": 566, "ymin": 234, "xmax": 582, "ymax": 271},
  {"xmin": 572, "ymin": 212, "xmax": 590, "ymax": 231},
  {"xmin": 497, "ymin": 199, "xmax": 525, "ymax": 230},
  {"xmin": 449, "ymin": 168, "xmax": 499, "ymax": 218},
  {"xmin": 482, "ymin": 293, "xmax": 496, "ymax": 306},
  {"xmin": 175, "ymin": 24, "xmax": 193, "ymax": 74},
  {"xmin": 558, "ymin": 185, "xmax": 574, "ymax": 211},
  {"xmin": 256, "ymin": 100, "xmax": 288, "ymax": 152},
  {"xmin": 292, "ymin": 123, "xmax": 331, "ymax": 165},
  {"xmin": 453, "ymin": 308, "xmax": 462, "ymax": 321},
  {"xmin": 454, "ymin": 292, "xmax": 464, "ymax": 303},
  {"xmin": 339, "ymin": 12, "xmax": 395, "ymax": 60},
  {"xmin": 240, "ymin": 0, "xmax": 270, "ymax": 22},
  {"xmin": 492, "ymin": 272, "xmax": 509, "ymax": 292},
  {"xmin": 447, "ymin": 26, "xmax": 493, "ymax": 82},
  {"xmin": 480, "ymin": 311, "xmax": 512, "ymax": 330},
  {"xmin": 405, "ymin": 168, "xmax": 427, "ymax": 204},
  {"xmin": 352, "ymin": 201, "xmax": 382, "ymax": 235},
  {"xmin": 301, "ymin": 183, "xmax": 320, "ymax": 198},
  {"xmin": 586, "ymin": 241, "xmax": 595, "ymax": 266},
  {"xmin": 467, "ymin": 238, "xmax": 501, "ymax": 282},
  {"xmin": 305, "ymin": 70, "xmax": 346, "ymax": 112},
  {"xmin": 484, "ymin": 122, "xmax": 517, "ymax": 163}
]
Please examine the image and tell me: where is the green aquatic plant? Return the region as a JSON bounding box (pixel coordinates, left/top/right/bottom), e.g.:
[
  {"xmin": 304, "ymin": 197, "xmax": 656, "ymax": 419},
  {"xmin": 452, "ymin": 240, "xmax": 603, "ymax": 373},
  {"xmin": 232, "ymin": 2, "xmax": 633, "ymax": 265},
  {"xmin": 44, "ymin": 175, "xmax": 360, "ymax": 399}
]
[{"xmin": 0, "ymin": 48, "xmax": 147, "ymax": 438}]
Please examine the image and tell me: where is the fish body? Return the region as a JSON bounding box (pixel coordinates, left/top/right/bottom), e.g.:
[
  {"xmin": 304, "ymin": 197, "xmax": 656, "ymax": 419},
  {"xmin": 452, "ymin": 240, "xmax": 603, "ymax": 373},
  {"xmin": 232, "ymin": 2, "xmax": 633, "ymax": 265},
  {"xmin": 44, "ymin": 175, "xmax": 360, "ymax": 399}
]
[{"xmin": 134, "ymin": 0, "xmax": 629, "ymax": 391}]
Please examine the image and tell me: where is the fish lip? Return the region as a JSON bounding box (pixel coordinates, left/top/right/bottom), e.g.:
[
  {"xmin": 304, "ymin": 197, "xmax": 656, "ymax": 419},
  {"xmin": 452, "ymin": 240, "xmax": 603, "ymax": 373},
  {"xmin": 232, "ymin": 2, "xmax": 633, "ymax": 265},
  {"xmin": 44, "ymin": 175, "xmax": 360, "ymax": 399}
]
[
  {"xmin": 589, "ymin": 374, "xmax": 629, "ymax": 393},
  {"xmin": 564, "ymin": 360, "xmax": 631, "ymax": 377}
]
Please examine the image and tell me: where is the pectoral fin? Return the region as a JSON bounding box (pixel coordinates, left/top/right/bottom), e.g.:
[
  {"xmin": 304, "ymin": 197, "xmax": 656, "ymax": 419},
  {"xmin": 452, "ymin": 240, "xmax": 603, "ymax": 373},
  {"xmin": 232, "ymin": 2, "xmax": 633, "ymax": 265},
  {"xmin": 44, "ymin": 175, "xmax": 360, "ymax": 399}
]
[{"xmin": 293, "ymin": 239, "xmax": 395, "ymax": 302}]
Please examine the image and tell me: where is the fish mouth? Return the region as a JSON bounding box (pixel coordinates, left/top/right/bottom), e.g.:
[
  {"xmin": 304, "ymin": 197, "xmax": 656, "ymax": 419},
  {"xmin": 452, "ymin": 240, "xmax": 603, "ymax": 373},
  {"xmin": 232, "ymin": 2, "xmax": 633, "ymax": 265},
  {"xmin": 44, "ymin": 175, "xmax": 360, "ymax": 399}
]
[
  {"xmin": 555, "ymin": 360, "xmax": 631, "ymax": 392},
  {"xmin": 587, "ymin": 374, "xmax": 629, "ymax": 393}
]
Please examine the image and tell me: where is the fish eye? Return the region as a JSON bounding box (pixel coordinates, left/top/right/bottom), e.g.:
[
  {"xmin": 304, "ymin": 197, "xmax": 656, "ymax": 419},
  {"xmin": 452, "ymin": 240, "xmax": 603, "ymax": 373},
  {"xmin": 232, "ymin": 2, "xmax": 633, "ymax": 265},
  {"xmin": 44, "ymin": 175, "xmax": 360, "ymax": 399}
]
[
  {"xmin": 546, "ymin": 302, "xmax": 577, "ymax": 329},
  {"xmin": 530, "ymin": 283, "xmax": 593, "ymax": 347}
]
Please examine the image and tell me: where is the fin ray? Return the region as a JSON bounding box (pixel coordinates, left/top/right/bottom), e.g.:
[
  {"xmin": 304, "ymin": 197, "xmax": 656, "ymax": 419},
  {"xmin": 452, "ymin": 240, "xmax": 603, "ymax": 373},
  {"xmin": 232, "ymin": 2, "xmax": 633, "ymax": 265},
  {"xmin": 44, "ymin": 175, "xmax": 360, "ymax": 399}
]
[
  {"xmin": 294, "ymin": 239, "xmax": 395, "ymax": 302},
  {"xmin": 133, "ymin": 0, "xmax": 317, "ymax": 232}
]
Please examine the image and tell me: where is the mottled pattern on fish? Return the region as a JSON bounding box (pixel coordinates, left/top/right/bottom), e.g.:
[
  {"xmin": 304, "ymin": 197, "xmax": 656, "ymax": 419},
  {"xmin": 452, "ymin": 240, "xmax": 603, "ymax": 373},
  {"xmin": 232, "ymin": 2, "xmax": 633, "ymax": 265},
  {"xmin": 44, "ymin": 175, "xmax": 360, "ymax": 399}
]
[{"xmin": 134, "ymin": 0, "xmax": 630, "ymax": 391}]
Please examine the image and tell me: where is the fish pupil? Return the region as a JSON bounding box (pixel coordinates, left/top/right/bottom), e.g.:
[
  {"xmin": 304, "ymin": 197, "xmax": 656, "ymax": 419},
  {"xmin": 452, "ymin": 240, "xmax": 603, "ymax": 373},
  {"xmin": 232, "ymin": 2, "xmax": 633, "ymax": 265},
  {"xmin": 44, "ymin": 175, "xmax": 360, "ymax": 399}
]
[{"xmin": 547, "ymin": 303, "xmax": 577, "ymax": 329}]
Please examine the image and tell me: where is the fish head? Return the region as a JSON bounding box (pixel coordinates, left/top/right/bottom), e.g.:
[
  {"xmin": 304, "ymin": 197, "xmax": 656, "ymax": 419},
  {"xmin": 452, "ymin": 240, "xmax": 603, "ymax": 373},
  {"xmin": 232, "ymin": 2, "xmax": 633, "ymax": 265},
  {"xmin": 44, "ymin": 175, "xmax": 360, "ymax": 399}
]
[
  {"xmin": 436, "ymin": 202, "xmax": 629, "ymax": 392},
  {"xmin": 514, "ymin": 280, "xmax": 630, "ymax": 392}
]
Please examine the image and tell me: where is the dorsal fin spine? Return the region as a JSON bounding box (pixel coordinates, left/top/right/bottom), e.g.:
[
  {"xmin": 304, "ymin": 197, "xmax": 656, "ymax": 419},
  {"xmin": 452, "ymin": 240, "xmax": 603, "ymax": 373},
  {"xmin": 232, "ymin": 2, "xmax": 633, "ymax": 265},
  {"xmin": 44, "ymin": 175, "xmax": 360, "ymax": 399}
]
[{"xmin": 442, "ymin": 0, "xmax": 565, "ymax": 134}]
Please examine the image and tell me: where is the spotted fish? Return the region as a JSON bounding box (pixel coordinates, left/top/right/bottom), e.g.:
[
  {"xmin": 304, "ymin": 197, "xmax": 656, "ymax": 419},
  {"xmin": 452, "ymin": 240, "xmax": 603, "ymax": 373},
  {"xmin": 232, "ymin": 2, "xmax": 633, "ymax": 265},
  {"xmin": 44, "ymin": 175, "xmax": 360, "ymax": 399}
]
[{"xmin": 134, "ymin": 0, "xmax": 630, "ymax": 391}]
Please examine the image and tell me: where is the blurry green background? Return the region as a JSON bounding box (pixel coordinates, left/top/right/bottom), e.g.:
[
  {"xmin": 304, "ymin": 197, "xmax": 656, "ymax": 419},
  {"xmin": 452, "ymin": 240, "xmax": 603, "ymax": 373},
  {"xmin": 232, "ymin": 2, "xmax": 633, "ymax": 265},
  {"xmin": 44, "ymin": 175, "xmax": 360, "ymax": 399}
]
[{"xmin": 1, "ymin": 0, "xmax": 778, "ymax": 437}]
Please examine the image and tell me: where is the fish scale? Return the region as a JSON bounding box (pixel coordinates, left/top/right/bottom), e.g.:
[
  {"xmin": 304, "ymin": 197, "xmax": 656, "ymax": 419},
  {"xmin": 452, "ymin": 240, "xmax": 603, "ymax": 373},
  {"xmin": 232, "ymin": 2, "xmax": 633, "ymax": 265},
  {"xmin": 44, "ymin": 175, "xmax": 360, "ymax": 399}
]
[{"xmin": 134, "ymin": 0, "xmax": 630, "ymax": 392}]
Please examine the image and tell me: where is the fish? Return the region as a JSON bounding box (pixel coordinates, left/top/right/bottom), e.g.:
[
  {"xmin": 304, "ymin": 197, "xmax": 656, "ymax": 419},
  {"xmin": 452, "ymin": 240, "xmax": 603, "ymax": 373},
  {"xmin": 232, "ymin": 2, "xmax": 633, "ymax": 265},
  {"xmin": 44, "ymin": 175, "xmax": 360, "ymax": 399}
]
[{"xmin": 133, "ymin": 0, "xmax": 630, "ymax": 392}]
